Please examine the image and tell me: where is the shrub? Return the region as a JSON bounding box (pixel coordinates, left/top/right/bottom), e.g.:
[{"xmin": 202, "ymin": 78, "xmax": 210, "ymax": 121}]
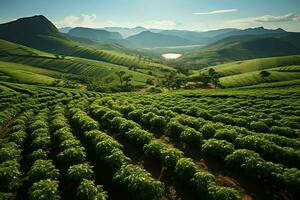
[
  {"xmin": 214, "ymin": 129, "xmax": 239, "ymax": 143},
  {"xmin": 270, "ymin": 126, "xmax": 298, "ymax": 138},
  {"xmin": 8, "ymin": 130, "xmax": 27, "ymax": 145},
  {"xmin": 0, "ymin": 146, "xmax": 22, "ymax": 162},
  {"xmin": 113, "ymin": 164, "xmax": 164, "ymax": 200},
  {"xmin": 250, "ymin": 121, "xmax": 269, "ymax": 132},
  {"xmin": 208, "ymin": 185, "xmax": 241, "ymax": 200},
  {"xmin": 128, "ymin": 110, "xmax": 144, "ymax": 123},
  {"xmin": 0, "ymin": 160, "xmax": 21, "ymax": 190},
  {"xmin": 29, "ymin": 179, "xmax": 60, "ymax": 200},
  {"xmin": 59, "ymin": 139, "xmax": 81, "ymax": 151},
  {"xmin": 28, "ymin": 160, "xmax": 59, "ymax": 183},
  {"xmin": 161, "ymin": 147, "xmax": 183, "ymax": 168},
  {"xmin": 77, "ymin": 179, "xmax": 107, "ymax": 200},
  {"xmin": 30, "ymin": 149, "xmax": 48, "ymax": 161},
  {"xmin": 125, "ymin": 127, "xmax": 154, "ymax": 146},
  {"xmin": 67, "ymin": 163, "xmax": 94, "ymax": 183},
  {"xmin": 110, "ymin": 117, "xmax": 140, "ymax": 133},
  {"xmin": 180, "ymin": 127, "xmax": 203, "ymax": 146},
  {"xmin": 167, "ymin": 120, "xmax": 185, "ymax": 139},
  {"xmin": 57, "ymin": 147, "xmax": 86, "ymax": 166},
  {"xmin": 225, "ymin": 149, "xmax": 262, "ymax": 169},
  {"xmin": 200, "ymin": 123, "xmax": 216, "ymax": 139},
  {"xmin": 149, "ymin": 116, "xmax": 167, "ymax": 133},
  {"xmin": 202, "ymin": 139, "xmax": 235, "ymax": 159},
  {"xmin": 175, "ymin": 158, "xmax": 198, "ymax": 181},
  {"xmin": 191, "ymin": 171, "xmax": 215, "ymax": 198},
  {"xmin": 30, "ymin": 136, "xmax": 51, "ymax": 150}
]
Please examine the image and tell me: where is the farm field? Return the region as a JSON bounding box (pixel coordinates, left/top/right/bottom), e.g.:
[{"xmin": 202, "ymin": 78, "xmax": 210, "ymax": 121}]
[{"xmin": 0, "ymin": 82, "xmax": 299, "ymax": 200}]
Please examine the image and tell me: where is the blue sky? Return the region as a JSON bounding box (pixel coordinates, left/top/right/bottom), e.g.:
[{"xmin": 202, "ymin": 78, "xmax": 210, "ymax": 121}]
[{"xmin": 0, "ymin": 0, "xmax": 300, "ymax": 31}]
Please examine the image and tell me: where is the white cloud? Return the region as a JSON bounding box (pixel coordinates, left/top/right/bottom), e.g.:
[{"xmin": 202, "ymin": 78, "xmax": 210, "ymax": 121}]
[
  {"xmin": 253, "ymin": 13, "xmax": 300, "ymax": 22},
  {"xmin": 193, "ymin": 9, "xmax": 238, "ymax": 15},
  {"xmin": 55, "ymin": 14, "xmax": 97, "ymax": 28}
]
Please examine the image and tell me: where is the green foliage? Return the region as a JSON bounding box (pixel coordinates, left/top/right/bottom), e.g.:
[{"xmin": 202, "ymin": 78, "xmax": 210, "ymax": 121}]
[
  {"xmin": 144, "ymin": 141, "xmax": 183, "ymax": 168},
  {"xmin": 149, "ymin": 116, "xmax": 167, "ymax": 133},
  {"xmin": 175, "ymin": 158, "xmax": 198, "ymax": 180},
  {"xmin": 208, "ymin": 185, "xmax": 241, "ymax": 200},
  {"xmin": 250, "ymin": 121, "xmax": 269, "ymax": 132},
  {"xmin": 200, "ymin": 123, "xmax": 216, "ymax": 139},
  {"xmin": 202, "ymin": 139, "xmax": 235, "ymax": 159},
  {"xmin": 29, "ymin": 179, "xmax": 60, "ymax": 200},
  {"xmin": 67, "ymin": 163, "xmax": 94, "ymax": 183},
  {"xmin": 113, "ymin": 164, "xmax": 164, "ymax": 200},
  {"xmin": 0, "ymin": 145, "xmax": 22, "ymax": 162},
  {"xmin": 28, "ymin": 160, "xmax": 59, "ymax": 183},
  {"xmin": 167, "ymin": 120, "xmax": 185, "ymax": 138},
  {"xmin": 180, "ymin": 127, "xmax": 203, "ymax": 146},
  {"xmin": 0, "ymin": 160, "xmax": 21, "ymax": 190},
  {"xmin": 125, "ymin": 127, "xmax": 154, "ymax": 146},
  {"xmin": 76, "ymin": 179, "xmax": 107, "ymax": 200},
  {"xmin": 191, "ymin": 171, "xmax": 215, "ymax": 198},
  {"xmin": 214, "ymin": 129, "xmax": 239, "ymax": 143},
  {"xmin": 57, "ymin": 147, "xmax": 87, "ymax": 166},
  {"xmin": 270, "ymin": 126, "xmax": 298, "ymax": 138}
]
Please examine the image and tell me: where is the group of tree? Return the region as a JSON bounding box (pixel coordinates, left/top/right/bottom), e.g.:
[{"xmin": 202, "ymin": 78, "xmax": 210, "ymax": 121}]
[
  {"xmin": 115, "ymin": 71, "xmax": 134, "ymax": 92},
  {"xmin": 161, "ymin": 71, "xmax": 187, "ymax": 90},
  {"xmin": 192, "ymin": 68, "xmax": 222, "ymax": 88}
]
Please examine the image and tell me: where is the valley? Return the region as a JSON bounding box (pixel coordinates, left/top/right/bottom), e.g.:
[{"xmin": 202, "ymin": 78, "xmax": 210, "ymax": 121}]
[{"xmin": 0, "ymin": 1, "xmax": 300, "ymax": 199}]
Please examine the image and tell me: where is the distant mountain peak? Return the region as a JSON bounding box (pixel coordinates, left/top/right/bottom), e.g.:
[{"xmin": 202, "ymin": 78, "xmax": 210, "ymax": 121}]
[{"xmin": 0, "ymin": 15, "xmax": 59, "ymax": 36}]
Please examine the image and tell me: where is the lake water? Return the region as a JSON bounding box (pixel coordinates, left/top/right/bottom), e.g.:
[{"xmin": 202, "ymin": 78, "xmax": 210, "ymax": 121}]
[{"xmin": 162, "ymin": 53, "xmax": 182, "ymax": 59}]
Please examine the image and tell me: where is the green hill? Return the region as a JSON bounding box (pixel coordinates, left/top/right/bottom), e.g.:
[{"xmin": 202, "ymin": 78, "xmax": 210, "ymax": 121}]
[
  {"xmin": 0, "ymin": 39, "xmax": 158, "ymax": 88},
  {"xmin": 0, "ymin": 15, "xmax": 174, "ymax": 74},
  {"xmin": 199, "ymin": 55, "xmax": 300, "ymax": 76},
  {"xmin": 175, "ymin": 35, "xmax": 300, "ymax": 69},
  {"xmin": 193, "ymin": 55, "xmax": 300, "ymax": 88},
  {"xmin": 127, "ymin": 31, "xmax": 193, "ymax": 48}
]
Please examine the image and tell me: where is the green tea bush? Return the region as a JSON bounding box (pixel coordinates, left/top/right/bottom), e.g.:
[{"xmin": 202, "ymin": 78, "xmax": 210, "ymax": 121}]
[
  {"xmin": 270, "ymin": 126, "xmax": 298, "ymax": 138},
  {"xmin": 180, "ymin": 127, "xmax": 203, "ymax": 146},
  {"xmin": 149, "ymin": 116, "xmax": 167, "ymax": 133},
  {"xmin": 175, "ymin": 158, "xmax": 198, "ymax": 181},
  {"xmin": 28, "ymin": 159, "xmax": 59, "ymax": 183},
  {"xmin": 250, "ymin": 121, "xmax": 269, "ymax": 132},
  {"xmin": 214, "ymin": 129, "xmax": 239, "ymax": 143},
  {"xmin": 77, "ymin": 179, "xmax": 107, "ymax": 200},
  {"xmin": 113, "ymin": 164, "xmax": 164, "ymax": 200},
  {"xmin": 125, "ymin": 127, "xmax": 154, "ymax": 146},
  {"xmin": 29, "ymin": 179, "xmax": 60, "ymax": 200},
  {"xmin": 0, "ymin": 160, "xmax": 21, "ymax": 190},
  {"xmin": 200, "ymin": 123, "xmax": 216, "ymax": 139},
  {"xmin": 67, "ymin": 163, "xmax": 94, "ymax": 183},
  {"xmin": 202, "ymin": 139, "xmax": 235, "ymax": 159},
  {"xmin": 58, "ymin": 147, "xmax": 87, "ymax": 166}
]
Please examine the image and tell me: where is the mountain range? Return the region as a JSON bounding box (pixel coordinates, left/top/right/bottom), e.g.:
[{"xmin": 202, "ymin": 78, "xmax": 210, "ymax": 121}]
[{"xmin": 1, "ymin": 15, "xmax": 300, "ymax": 71}]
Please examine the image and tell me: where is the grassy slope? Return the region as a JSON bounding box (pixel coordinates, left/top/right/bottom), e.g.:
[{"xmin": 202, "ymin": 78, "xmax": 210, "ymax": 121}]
[
  {"xmin": 176, "ymin": 37, "xmax": 300, "ymax": 69},
  {"xmin": 0, "ymin": 39, "xmax": 156, "ymax": 86},
  {"xmin": 200, "ymin": 55, "xmax": 300, "ymax": 76},
  {"xmin": 191, "ymin": 55, "xmax": 300, "ymax": 88},
  {"xmin": 220, "ymin": 70, "xmax": 300, "ymax": 87},
  {"xmin": 0, "ymin": 61, "xmax": 57, "ymax": 85}
]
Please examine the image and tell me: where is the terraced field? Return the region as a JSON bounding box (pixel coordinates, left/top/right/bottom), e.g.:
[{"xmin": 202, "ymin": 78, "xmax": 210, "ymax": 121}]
[
  {"xmin": 0, "ymin": 39, "xmax": 174, "ymax": 87},
  {"xmin": 0, "ymin": 82, "xmax": 299, "ymax": 200},
  {"xmin": 220, "ymin": 70, "xmax": 300, "ymax": 87}
]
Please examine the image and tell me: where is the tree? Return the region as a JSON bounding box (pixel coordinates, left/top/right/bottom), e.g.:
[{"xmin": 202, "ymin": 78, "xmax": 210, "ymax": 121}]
[
  {"xmin": 260, "ymin": 70, "xmax": 271, "ymax": 82},
  {"xmin": 123, "ymin": 74, "xmax": 133, "ymax": 87},
  {"xmin": 193, "ymin": 74, "xmax": 210, "ymax": 86},
  {"xmin": 115, "ymin": 71, "xmax": 126, "ymax": 87},
  {"xmin": 208, "ymin": 68, "xmax": 221, "ymax": 88}
]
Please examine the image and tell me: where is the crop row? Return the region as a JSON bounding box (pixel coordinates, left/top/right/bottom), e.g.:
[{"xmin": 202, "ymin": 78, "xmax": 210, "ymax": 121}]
[{"xmin": 90, "ymin": 99, "xmax": 242, "ymax": 200}]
